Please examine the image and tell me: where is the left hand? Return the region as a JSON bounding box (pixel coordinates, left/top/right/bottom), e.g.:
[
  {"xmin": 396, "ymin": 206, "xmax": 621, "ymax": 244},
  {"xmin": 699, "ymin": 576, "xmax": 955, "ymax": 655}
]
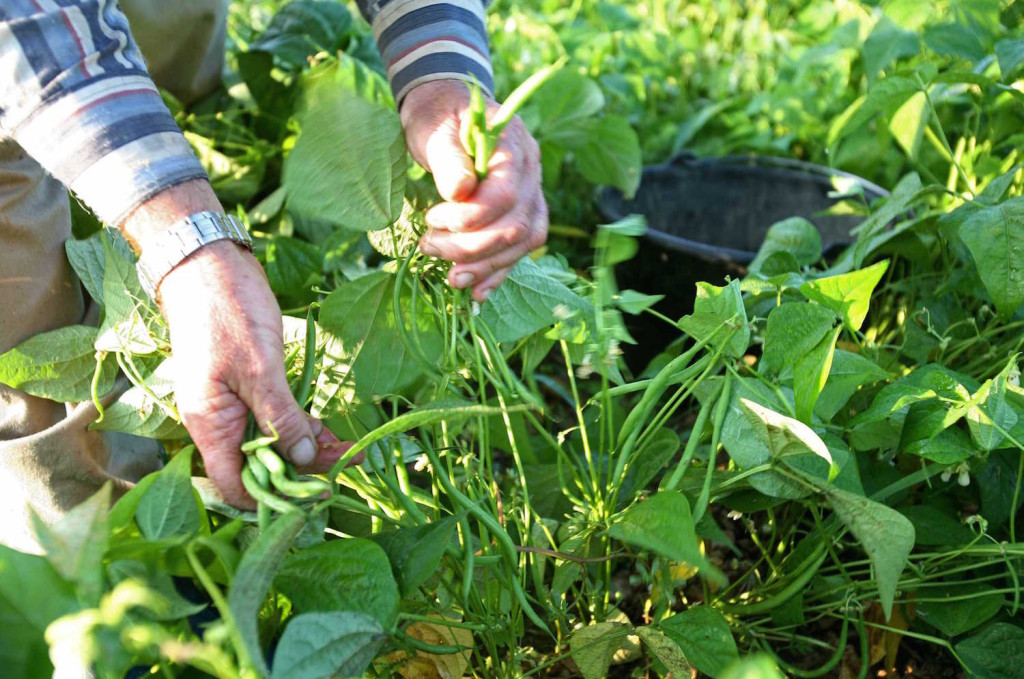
[{"xmin": 400, "ymin": 79, "xmax": 548, "ymax": 301}]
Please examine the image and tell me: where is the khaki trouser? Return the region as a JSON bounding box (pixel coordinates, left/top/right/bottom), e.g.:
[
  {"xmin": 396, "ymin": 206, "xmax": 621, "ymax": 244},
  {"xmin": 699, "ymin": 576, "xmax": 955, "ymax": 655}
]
[{"xmin": 0, "ymin": 0, "xmax": 227, "ymax": 553}]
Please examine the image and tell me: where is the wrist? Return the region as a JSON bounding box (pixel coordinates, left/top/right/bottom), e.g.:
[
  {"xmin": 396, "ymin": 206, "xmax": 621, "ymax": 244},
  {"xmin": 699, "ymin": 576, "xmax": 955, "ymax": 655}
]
[
  {"xmin": 119, "ymin": 179, "xmax": 223, "ymax": 253},
  {"xmin": 400, "ymin": 79, "xmax": 478, "ymax": 120},
  {"xmin": 158, "ymin": 239, "xmax": 255, "ymax": 312}
]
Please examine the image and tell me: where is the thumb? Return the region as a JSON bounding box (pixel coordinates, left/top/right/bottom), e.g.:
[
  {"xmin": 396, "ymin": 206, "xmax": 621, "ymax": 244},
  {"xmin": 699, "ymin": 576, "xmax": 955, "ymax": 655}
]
[
  {"xmin": 247, "ymin": 369, "xmax": 317, "ymax": 466},
  {"xmin": 424, "ymin": 117, "xmax": 479, "ymax": 202}
]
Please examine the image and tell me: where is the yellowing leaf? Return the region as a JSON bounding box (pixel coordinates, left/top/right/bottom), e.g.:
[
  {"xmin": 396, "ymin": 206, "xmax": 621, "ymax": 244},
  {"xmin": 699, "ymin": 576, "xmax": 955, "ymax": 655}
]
[{"xmin": 385, "ymin": 618, "xmax": 473, "ymax": 679}]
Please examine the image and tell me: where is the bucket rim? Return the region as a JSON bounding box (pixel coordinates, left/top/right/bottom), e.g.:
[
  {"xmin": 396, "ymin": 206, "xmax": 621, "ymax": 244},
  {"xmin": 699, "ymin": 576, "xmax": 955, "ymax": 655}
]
[{"xmin": 598, "ymin": 153, "xmax": 893, "ymax": 265}]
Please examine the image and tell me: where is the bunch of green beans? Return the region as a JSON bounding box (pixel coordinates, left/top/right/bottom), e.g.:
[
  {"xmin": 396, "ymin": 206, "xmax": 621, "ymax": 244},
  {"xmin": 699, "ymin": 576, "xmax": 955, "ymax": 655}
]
[{"xmin": 240, "ymin": 310, "xmax": 330, "ymax": 530}]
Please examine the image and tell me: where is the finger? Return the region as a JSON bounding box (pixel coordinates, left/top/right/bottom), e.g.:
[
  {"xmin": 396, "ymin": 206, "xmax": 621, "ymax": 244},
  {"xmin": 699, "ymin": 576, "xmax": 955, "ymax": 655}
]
[
  {"xmin": 297, "ymin": 436, "xmax": 358, "ymax": 475},
  {"xmin": 178, "ymin": 389, "xmax": 254, "ymax": 509},
  {"xmin": 422, "ymin": 207, "xmax": 534, "ymax": 265},
  {"xmin": 245, "ymin": 361, "xmax": 318, "ymax": 467},
  {"xmin": 447, "ymin": 200, "xmax": 547, "ymax": 289},
  {"xmin": 424, "ymin": 148, "xmax": 520, "ymax": 232},
  {"xmin": 470, "ymin": 265, "xmax": 513, "ymax": 302},
  {"xmin": 423, "ymin": 115, "xmax": 479, "ymax": 202}
]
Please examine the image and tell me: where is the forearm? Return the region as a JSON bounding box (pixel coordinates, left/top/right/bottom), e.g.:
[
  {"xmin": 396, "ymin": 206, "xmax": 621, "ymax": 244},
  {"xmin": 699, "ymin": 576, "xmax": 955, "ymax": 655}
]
[{"xmin": 0, "ymin": 2, "xmax": 208, "ymax": 227}]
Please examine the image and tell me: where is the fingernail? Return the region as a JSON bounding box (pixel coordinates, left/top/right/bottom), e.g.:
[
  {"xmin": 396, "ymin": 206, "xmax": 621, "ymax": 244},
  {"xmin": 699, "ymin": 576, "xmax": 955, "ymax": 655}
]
[
  {"xmin": 478, "ymin": 287, "xmax": 493, "ymax": 302},
  {"xmin": 289, "ymin": 438, "xmax": 316, "ymax": 465},
  {"xmin": 453, "ymin": 272, "xmax": 476, "ymax": 288}
]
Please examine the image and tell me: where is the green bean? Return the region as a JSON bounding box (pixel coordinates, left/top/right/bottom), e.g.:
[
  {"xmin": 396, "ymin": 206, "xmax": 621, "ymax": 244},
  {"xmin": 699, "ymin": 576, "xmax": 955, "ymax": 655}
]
[
  {"xmin": 291, "ymin": 308, "xmax": 317, "ymax": 408},
  {"xmin": 422, "ymin": 442, "xmax": 550, "ymax": 635},
  {"xmin": 241, "ymin": 465, "xmax": 299, "ymax": 515},
  {"xmin": 460, "ymin": 515, "xmax": 475, "ymax": 610},
  {"xmin": 246, "ymin": 455, "xmax": 272, "ymax": 532},
  {"xmin": 662, "ymin": 398, "xmax": 712, "ymax": 491},
  {"xmin": 254, "ymin": 446, "xmax": 330, "ymax": 499},
  {"xmin": 393, "ymin": 249, "xmax": 444, "ymax": 380},
  {"xmin": 760, "ymin": 615, "xmax": 848, "ymax": 678},
  {"xmin": 693, "ymin": 374, "xmax": 731, "ymax": 524},
  {"xmin": 720, "ymin": 543, "xmax": 827, "ymax": 615},
  {"xmin": 241, "ymin": 432, "xmax": 279, "ymax": 453}
]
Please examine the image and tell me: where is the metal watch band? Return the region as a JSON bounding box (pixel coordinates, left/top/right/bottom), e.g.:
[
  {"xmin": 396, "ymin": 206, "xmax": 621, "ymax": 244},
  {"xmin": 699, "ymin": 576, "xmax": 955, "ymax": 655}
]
[{"xmin": 136, "ymin": 211, "xmax": 253, "ymax": 298}]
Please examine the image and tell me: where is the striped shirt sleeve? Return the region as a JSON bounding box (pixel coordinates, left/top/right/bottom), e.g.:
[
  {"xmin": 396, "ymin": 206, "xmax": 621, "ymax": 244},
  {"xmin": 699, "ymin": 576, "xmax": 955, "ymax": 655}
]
[
  {"xmin": 357, "ymin": 0, "xmax": 494, "ymax": 105},
  {"xmin": 0, "ymin": 0, "xmax": 208, "ymax": 227}
]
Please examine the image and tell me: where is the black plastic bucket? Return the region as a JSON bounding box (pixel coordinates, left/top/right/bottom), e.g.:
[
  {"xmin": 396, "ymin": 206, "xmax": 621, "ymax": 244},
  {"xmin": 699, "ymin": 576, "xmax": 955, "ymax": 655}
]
[{"xmin": 597, "ymin": 154, "xmax": 890, "ymax": 368}]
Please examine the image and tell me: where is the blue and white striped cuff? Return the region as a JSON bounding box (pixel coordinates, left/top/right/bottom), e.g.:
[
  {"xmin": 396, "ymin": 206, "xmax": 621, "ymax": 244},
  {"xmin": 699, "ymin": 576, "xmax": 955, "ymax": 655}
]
[
  {"xmin": 370, "ymin": 1, "xmax": 494, "ymax": 105},
  {"xmin": 12, "ymin": 74, "xmax": 208, "ymax": 226}
]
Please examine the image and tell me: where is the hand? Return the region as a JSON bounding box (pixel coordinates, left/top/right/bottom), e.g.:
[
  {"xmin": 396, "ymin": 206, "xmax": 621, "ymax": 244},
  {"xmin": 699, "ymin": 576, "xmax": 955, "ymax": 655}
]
[
  {"xmin": 159, "ymin": 241, "xmax": 348, "ymax": 508},
  {"xmin": 401, "ymin": 79, "xmax": 548, "ymax": 301},
  {"xmin": 124, "ymin": 181, "xmax": 348, "ymax": 508}
]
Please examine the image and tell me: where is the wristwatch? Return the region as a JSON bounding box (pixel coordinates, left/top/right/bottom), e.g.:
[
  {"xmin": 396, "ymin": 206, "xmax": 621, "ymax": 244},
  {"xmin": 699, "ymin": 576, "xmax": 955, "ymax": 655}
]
[{"xmin": 135, "ymin": 211, "xmax": 253, "ymax": 298}]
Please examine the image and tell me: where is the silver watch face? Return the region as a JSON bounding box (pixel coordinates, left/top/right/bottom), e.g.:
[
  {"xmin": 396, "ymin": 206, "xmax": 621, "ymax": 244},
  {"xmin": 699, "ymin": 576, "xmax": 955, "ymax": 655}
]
[{"xmin": 136, "ymin": 211, "xmax": 252, "ymax": 297}]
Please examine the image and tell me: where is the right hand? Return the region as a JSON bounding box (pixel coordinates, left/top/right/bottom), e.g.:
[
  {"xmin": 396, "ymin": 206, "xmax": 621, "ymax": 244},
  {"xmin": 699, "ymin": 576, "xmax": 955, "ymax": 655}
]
[{"xmin": 158, "ymin": 240, "xmax": 347, "ymax": 508}]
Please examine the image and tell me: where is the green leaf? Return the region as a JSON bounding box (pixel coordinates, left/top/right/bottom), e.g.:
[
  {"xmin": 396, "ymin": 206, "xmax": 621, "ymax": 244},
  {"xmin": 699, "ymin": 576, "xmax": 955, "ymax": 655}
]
[
  {"xmin": 556, "ymin": 115, "xmax": 641, "ymax": 198},
  {"xmin": 997, "ymin": 38, "xmax": 1024, "ymax": 81},
  {"xmin": 956, "ymin": 623, "xmax": 1024, "ymax": 679},
  {"xmin": 759, "ymin": 302, "xmax": 838, "ymax": 375},
  {"xmin": 65, "ymin": 232, "xmax": 106, "ymax": 305},
  {"xmin": 826, "ymin": 487, "xmax": 914, "ymax": 620},
  {"xmin": 92, "ymin": 384, "xmax": 185, "ymax": 439},
  {"xmin": 31, "ymin": 484, "xmax": 110, "ymax": 605},
  {"xmin": 793, "ymin": 325, "xmax": 841, "ymax": 424},
  {"xmin": 703, "ymin": 377, "xmax": 806, "ymax": 498},
  {"xmin": 916, "ymin": 584, "xmax": 1004, "ymax": 637},
  {"xmin": 530, "ymin": 71, "xmax": 605, "ymax": 135},
  {"xmin": 815, "ymin": 350, "xmax": 890, "ymax": 421},
  {"xmin": 319, "ymin": 270, "xmax": 443, "ymax": 400},
  {"xmin": 888, "ymin": 91, "xmax": 929, "ymax": 159},
  {"xmin": 740, "ymin": 399, "xmax": 837, "ymax": 479},
  {"xmin": 92, "ymin": 358, "xmax": 184, "ymax": 439},
  {"xmin": 478, "ymin": 257, "xmax": 593, "ymax": 343},
  {"xmin": 635, "ymin": 626, "xmax": 692, "ymax": 677},
  {"xmin": 862, "ymin": 18, "xmax": 921, "ymax": 80},
  {"xmin": 370, "ymin": 518, "xmax": 457, "ymax": 597},
  {"xmin": 275, "ymin": 538, "xmax": 399, "ymax": 628},
  {"xmin": 96, "ymin": 234, "xmax": 158, "ymax": 354},
  {"xmin": 265, "ymin": 236, "xmax": 323, "ymax": 302},
  {"xmin": 108, "ymin": 472, "xmax": 158, "ymax": 534},
  {"xmin": 0, "ymin": 325, "xmax": 114, "ymax": 402},
  {"xmin": 617, "ymin": 289, "xmax": 664, "ymax": 315},
  {"xmin": 136, "ymin": 446, "xmax": 200, "ymax": 541},
  {"xmin": 271, "ymin": 611, "xmax": 384, "ymax": 679},
  {"xmin": 968, "ymin": 361, "xmax": 1019, "ymax": 452},
  {"xmin": 924, "ymin": 22, "xmax": 986, "ymax": 61},
  {"xmin": 853, "ymin": 364, "xmax": 975, "ymax": 427},
  {"xmin": 249, "ymin": 0, "xmax": 352, "ymax": 69},
  {"xmin": 0, "ymin": 546, "xmax": 79, "ymax": 679},
  {"xmin": 749, "ymin": 218, "xmax": 822, "ymax": 274},
  {"xmin": 284, "ymin": 74, "xmax": 405, "ymax": 231},
  {"xmin": 229, "ymin": 512, "xmax": 307, "ymax": 676},
  {"xmin": 107, "ymin": 560, "xmax": 207, "ymax": 621},
  {"xmin": 850, "ymin": 173, "xmax": 923, "ymax": 268},
  {"xmin": 828, "ymin": 78, "xmax": 920, "ymax": 152},
  {"xmin": 959, "ymin": 197, "xmax": 1024, "ymax": 317},
  {"xmin": 570, "ymin": 622, "xmax": 629, "ymax": 679},
  {"xmin": 619, "ymin": 428, "xmax": 680, "ymax": 502},
  {"xmin": 608, "ymin": 492, "xmax": 708, "ymax": 571},
  {"xmin": 900, "ymin": 503, "xmax": 974, "ymax": 546},
  {"xmin": 658, "ymin": 606, "xmax": 739, "ymax": 678},
  {"xmin": 799, "ymin": 260, "xmax": 889, "ymax": 331},
  {"xmin": 678, "ymin": 279, "xmax": 750, "ymax": 358}
]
